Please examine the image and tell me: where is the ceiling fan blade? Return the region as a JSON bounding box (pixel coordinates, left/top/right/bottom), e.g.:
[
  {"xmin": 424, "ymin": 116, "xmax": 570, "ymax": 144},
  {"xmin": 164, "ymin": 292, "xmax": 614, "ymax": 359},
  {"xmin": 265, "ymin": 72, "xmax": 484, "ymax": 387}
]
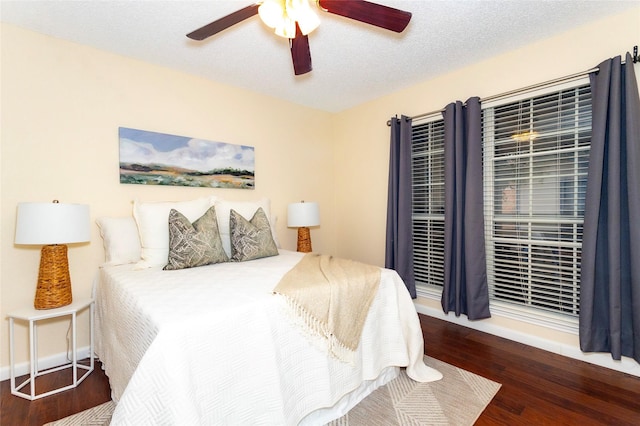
[
  {"xmin": 186, "ymin": 3, "xmax": 260, "ymax": 41},
  {"xmin": 290, "ymin": 23, "xmax": 312, "ymax": 75},
  {"xmin": 318, "ymin": 0, "xmax": 411, "ymax": 33}
]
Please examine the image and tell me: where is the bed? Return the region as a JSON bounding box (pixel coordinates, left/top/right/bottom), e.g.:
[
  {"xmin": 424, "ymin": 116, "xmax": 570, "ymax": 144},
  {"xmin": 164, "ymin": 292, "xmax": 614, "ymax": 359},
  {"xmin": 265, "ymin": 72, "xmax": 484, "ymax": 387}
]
[{"xmin": 94, "ymin": 196, "xmax": 442, "ymax": 425}]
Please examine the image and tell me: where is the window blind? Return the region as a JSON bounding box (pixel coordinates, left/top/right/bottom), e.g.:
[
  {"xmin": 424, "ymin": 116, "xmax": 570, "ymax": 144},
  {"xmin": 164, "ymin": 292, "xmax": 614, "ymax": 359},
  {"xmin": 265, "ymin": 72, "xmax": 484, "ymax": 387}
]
[
  {"xmin": 411, "ymin": 119, "xmax": 445, "ymax": 288},
  {"xmin": 482, "ymin": 84, "xmax": 591, "ymax": 316}
]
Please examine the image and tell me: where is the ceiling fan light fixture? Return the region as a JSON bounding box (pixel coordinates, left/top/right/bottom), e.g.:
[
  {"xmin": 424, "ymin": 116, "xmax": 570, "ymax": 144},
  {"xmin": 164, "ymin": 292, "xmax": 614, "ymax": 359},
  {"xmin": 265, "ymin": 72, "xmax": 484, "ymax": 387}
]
[
  {"xmin": 258, "ymin": 0, "xmax": 285, "ymax": 29},
  {"xmin": 259, "ymin": 0, "xmax": 320, "ymax": 38},
  {"xmin": 274, "ymin": 16, "xmax": 297, "ymax": 38},
  {"xmin": 287, "ymin": 0, "xmax": 320, "ymax": 35}
]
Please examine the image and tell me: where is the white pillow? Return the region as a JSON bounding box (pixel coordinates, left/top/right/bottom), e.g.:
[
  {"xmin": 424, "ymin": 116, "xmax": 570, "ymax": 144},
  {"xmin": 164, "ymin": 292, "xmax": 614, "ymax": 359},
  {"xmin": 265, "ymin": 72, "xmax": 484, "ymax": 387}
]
[
  {"xmin": 133, "ymin": 196, "xmax": 216, "ymax": 268},
  {"xmin": 214, "ymin": 198, "xmax": 273, "ymax": 258},
  {"xmin": 96, "ymin": 216, "xmax": 142, "ymax": 266}
]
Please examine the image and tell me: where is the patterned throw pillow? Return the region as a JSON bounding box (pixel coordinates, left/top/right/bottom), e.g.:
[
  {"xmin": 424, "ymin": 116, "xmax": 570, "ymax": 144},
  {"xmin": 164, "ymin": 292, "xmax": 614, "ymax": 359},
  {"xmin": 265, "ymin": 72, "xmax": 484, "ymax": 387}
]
[
  {"xmin": 229, "ymin": 207, "xmax": 278, "ymax": 262},
  {"xmin": 164, "ymin": 206, "xmax": 228, "ymax": 270}
]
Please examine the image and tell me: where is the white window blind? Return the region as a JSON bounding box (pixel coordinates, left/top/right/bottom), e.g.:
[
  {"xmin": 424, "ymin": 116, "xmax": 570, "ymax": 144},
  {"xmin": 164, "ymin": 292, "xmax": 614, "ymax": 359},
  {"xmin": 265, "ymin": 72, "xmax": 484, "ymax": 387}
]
[
  {"xmin": 482, "ymin": 83, "xmax": 591, "ymax": 317},
  {"xmin": 411, "ymin": 118, "xmax": 445, "ymax": 288},
  {"xmin": 410, "ymin": 79, "xmax": 592, "ymax": 327}
]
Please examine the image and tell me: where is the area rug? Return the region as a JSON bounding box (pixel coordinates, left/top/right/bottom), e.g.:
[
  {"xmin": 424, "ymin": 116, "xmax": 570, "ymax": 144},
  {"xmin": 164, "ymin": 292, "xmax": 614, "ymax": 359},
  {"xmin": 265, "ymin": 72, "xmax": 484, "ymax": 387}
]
[{"xmin": 45, "ymin": 356, "xmax": 500, "ymax": 426}]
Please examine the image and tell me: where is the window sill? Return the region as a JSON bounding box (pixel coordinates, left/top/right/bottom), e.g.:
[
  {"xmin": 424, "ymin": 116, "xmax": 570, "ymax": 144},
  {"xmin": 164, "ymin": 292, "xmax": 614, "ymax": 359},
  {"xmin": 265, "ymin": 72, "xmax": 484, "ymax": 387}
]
[{"xmin": 416, "ymin": 286, "xmax": 578, "ymax": 334}]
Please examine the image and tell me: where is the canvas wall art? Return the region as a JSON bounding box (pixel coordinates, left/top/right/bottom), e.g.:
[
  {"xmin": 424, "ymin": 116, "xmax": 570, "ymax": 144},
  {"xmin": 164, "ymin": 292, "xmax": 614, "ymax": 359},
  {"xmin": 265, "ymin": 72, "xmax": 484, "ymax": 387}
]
[{"xmin": 119, "ymin": 127, "xmax": 254, "ymax": 189}]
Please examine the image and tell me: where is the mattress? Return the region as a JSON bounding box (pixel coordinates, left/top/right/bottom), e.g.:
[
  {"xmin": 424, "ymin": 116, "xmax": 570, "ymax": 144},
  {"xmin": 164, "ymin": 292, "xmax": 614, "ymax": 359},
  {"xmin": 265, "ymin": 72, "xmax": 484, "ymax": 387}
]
[{"xmin": 94, "ymin": 250, "xmax": 440, "ymax": 425}]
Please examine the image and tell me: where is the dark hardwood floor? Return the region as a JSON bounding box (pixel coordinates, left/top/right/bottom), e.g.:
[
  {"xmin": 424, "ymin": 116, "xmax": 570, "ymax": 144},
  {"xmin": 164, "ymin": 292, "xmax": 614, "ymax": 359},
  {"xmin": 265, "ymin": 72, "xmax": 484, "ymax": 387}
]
[
  {"xmin": 420, "ymin": 315, "xmax": 640, "ymax": 425},
  {"xmin": 1, "ymin": 360, "xmax": 111, "ymax": 426},
  {"xmin": 2, "ymin": 314, "xmax": 639, "ymax": 425}
]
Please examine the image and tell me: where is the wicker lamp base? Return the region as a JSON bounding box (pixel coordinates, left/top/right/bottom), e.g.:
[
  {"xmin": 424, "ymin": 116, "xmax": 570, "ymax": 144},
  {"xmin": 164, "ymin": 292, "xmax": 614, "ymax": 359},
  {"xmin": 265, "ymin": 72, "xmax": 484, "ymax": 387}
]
[
  {"xmin": 34, "ymin": 244, "xmax": 73, "ymax": 310},
  {"xmin": 296, "ymin": 227, "xmax": 312, "ymax": 253}
]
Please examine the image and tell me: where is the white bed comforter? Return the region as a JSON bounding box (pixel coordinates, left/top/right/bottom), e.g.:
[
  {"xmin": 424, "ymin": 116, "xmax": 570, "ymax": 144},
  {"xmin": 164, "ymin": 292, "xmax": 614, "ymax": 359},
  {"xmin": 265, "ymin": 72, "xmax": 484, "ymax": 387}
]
[{"xmin": 95, "ymin": 250, "xmax": 440, "ymax": 425}]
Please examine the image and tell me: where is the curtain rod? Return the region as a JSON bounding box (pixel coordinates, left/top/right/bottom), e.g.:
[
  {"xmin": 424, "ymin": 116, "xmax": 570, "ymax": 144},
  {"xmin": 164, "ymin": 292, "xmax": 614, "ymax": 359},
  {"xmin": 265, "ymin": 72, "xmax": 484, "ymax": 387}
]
[
  {"xmin": 387, "ymin": 45, "xmax": 638, "ymax": 126},
  {"xmin": 386, "ymin": 67, "xmax": 595, "ymax": 126}
]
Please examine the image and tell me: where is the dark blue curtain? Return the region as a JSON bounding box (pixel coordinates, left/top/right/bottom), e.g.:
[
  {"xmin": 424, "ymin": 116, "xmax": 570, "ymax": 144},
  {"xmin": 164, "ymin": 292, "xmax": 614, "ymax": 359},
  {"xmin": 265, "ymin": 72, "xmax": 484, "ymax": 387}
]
[
  {"xmin": 579, "ymin": 54, "xmax": 640, "ymax": 364},
  {"xmin": 441, "ymin": 98, "xmax": 491, "ymax": 320},
  {"xmin": 385, "ymin": 115, "xmax": 416, "ymax": 298}
]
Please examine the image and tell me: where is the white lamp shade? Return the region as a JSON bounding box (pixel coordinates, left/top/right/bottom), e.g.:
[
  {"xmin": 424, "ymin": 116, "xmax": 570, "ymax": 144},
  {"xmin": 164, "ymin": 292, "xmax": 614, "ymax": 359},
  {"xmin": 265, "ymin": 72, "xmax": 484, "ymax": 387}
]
[
  {"xmin": 287, "ymin": 202, "xmax": 320, "ymax": 227},
  {"xmin": 258, "ymin": 0, "xmax": 283, "ymax": 28},
  {"xmin": 15, "ymin": 202, "xmax": 90, "ymax": 245},
  {"xmin": 259, "ymin": 0, "xmax": 320, "ymax": 38},
  {"xmin": 288, "ymin": 0, "xmax": 320, "ymax": 35}
]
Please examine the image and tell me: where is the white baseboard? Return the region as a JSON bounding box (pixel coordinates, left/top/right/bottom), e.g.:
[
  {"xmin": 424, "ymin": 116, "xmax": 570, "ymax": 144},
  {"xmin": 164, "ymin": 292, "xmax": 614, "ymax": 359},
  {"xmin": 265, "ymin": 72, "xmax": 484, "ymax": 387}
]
[
  {"xmin": 0, "ymin": 346, "xmax": 92, "ymax": 382},
  {"xmin": 415, "ymin": 303, "xmax": 640, "ymax": 378}
]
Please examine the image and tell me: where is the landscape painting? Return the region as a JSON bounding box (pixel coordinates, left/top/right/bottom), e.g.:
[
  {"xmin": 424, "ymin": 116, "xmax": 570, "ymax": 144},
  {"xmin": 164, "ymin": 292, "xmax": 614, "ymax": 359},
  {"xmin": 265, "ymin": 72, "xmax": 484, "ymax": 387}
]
[{"xmin": 119, "ymin": 127, "xmax": 254, "ymax": 189}]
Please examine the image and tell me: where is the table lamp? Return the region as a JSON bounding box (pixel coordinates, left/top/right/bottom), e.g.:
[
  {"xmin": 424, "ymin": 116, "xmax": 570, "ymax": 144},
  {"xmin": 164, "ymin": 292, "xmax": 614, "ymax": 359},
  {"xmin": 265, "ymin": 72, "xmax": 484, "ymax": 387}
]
[
  {"xmin": 15, "ymin": 200, "xmax": 90, "ymax": 309},
  {"xmin": 287, "ymin": 201, "xmax": 319, "ymax": 253}
]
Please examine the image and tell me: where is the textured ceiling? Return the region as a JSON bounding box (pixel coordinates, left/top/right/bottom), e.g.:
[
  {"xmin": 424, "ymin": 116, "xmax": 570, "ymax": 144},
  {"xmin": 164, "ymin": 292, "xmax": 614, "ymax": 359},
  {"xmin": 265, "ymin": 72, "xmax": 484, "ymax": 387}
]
[{"xmin": 1, "ymin": 0, "xmax": 638, "ymax": 112}]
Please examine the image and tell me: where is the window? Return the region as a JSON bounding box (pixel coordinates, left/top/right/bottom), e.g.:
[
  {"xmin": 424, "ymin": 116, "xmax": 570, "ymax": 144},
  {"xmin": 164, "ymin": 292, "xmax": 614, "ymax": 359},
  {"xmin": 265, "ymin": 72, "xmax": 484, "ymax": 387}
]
[
  {"xmin": 483, "ymin": 84, "xmax": 591, "ymax": 318},
  {"xmin": 411, "ymin": 80, "xmax": 591, "ymax": 323},
  {"xmin": 411, "ymin": 118, "xmax": 445, "ymax": 289}
]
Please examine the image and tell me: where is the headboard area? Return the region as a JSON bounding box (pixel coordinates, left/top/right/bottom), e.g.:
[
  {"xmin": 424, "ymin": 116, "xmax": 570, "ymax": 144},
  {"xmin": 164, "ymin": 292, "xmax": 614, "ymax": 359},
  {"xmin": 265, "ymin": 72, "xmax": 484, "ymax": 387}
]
[{"xmin": 96, "ymin": 196, "xmax": 280, "ymax": 270}]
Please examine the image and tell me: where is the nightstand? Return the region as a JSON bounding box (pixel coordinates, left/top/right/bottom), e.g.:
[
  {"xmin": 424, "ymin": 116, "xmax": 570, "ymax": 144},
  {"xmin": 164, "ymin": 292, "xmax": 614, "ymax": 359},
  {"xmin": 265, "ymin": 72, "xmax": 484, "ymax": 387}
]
[{"xmin": 7, "ymin": 298, "xmax": 95, "ymax": 400}]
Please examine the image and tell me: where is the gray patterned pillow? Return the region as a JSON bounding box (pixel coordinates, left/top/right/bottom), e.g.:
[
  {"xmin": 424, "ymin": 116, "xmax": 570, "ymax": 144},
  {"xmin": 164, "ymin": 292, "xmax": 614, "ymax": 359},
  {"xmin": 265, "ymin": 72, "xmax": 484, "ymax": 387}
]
[
  {"xmin": 230, "ymin": 207, "xmax": 278, "ymax": 262},
  {"xmin": 164, "ymin": 206, "xmax": 228, "ymax": 270}
]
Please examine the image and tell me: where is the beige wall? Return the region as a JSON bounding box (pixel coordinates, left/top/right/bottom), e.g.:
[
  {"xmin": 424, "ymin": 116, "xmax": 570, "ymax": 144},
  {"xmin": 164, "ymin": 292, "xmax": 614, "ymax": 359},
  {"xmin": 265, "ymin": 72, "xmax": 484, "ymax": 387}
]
[
  {"xmin": 333, "ymin": 8, "xmax": 640, "ymax": 376},
  {"xmin": 2, "ymin": 6, "xmax": 639, "ymax": 375},
  {"xmin": 0, "ymin": 23, "xmax": 336, "ymax": 370}
]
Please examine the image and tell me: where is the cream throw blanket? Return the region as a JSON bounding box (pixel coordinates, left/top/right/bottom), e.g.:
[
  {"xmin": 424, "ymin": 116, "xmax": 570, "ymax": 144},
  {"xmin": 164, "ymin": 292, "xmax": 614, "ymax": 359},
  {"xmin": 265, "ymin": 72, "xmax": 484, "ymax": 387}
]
[{"xmin": 273, "ymin": 253, "xmax": 381, "ymax": 362}]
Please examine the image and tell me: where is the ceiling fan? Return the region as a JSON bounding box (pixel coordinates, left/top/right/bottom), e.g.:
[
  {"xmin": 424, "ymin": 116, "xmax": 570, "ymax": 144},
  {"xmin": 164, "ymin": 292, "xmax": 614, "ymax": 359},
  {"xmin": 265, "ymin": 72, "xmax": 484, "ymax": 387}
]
[{"xmin": 186, "ymin": 0, "xmax": 412, "ymax": 76}]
